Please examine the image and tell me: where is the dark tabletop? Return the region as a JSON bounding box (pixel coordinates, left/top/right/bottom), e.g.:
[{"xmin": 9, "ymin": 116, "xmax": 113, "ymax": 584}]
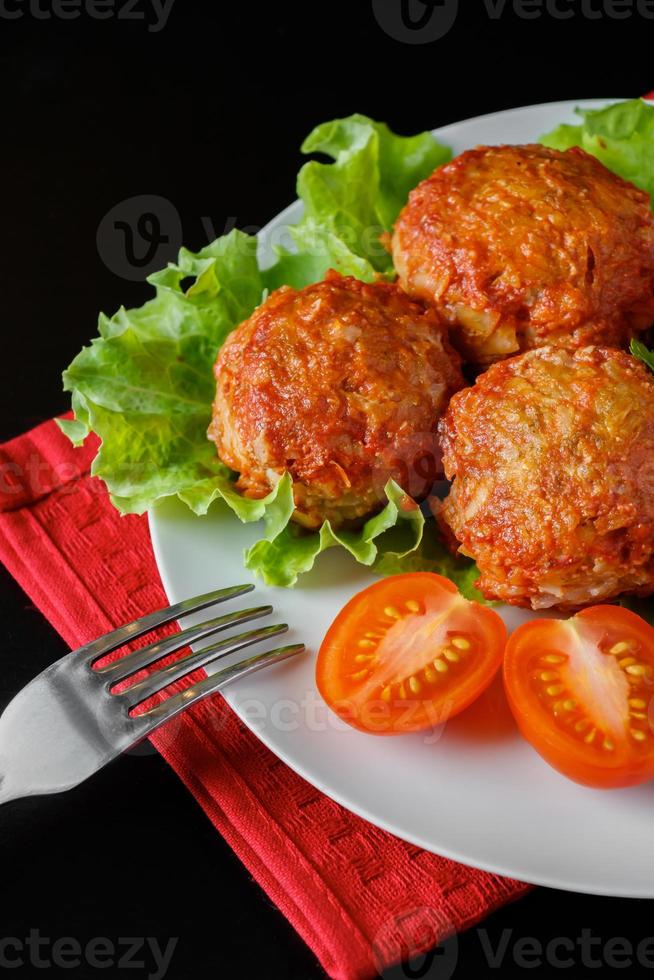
[{"xmin": 2, "ymin": 4, "xmax": 654, "ymax": 977}]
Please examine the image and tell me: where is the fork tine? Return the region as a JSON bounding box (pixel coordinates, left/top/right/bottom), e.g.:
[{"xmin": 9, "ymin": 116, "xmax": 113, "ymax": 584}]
[
  {"xmin": 96, "ymin": 605, "xmax": 272, "ymax": 682},
  {"xmin": 132, "ymin": 642, "xmax": 306, "ymax": 737},
  {"xmin": 76, "ymin": 584, "xmax": 254, "ymax": 666},
  {"xmin": 122, "ymin": 623, "xmax": 290, "ymax": 709}
]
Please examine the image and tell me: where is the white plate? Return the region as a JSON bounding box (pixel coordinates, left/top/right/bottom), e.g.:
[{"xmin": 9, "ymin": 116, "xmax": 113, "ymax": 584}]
[{"xmin": 150, "ymin": 99, "xmax": 654, "ymax": 899}]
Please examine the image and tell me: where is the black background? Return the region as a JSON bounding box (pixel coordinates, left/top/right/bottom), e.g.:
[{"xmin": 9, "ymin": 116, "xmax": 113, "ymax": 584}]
[{"xmin": 3, "ymin": 2, "xmax": 654, "ymax": 977}]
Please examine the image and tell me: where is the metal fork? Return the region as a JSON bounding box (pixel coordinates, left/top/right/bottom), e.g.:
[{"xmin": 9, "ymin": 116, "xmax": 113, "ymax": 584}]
[{"xmin": 0, "ymin": 584, "xmax": 304, "ymax": 804}]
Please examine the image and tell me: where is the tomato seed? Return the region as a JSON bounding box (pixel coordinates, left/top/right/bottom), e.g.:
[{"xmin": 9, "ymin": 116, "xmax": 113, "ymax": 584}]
[{"xmin": 546, "ymin": 684, "xmax": 565, "ymax": 696}]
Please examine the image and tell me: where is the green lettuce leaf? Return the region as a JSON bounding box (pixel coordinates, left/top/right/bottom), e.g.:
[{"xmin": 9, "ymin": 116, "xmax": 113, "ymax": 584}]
[
  {"xmin": 290, "ymin": 114, "xmax": 451, "ymax": 279},
  {"xmin": 262, "ymin": 226, "xmax": 375, "ymax": 291},
  {"xmin": 60, "ymin": 115, "xmax": 450, "ymax": 587},
  {"xmin": 60, "ymin": 230, "xmax": 265, "ymax": 516},
  {"xmin": 541, "ymin": 99, "xmax": 654, "ymax": 205},
  {"xmin": 246, "ymin": 480, "xmax": 424, "ymax": 588}
]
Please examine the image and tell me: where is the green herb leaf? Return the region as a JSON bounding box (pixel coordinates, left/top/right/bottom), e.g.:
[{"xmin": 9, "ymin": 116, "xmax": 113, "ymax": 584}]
[{"xmin": 630, "ymin": 338, "xmax": 654, "ymax": 372}]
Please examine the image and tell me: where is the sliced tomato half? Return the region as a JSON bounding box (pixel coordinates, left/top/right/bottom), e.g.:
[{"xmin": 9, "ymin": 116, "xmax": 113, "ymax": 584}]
[
  {"xmin": 316, "ymin": 573, "xmax": 507, "ymax": 735},
  {"xmin": 504, "ymin": 606, "xmax": 654, "ymax": 788}
]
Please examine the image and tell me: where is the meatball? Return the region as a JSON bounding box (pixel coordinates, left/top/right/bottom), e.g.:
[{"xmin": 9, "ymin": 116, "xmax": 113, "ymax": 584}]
[
  {"xmin": 438, "ymin": 346, "xmax": 654, "ymax": 610},
  {"xmin": 209, "ymin": 270, "xmax": 463, "ymax": 530},
  {"xmin": 392, "ymin": 144, "xmax": 654, "ymax": 364}
]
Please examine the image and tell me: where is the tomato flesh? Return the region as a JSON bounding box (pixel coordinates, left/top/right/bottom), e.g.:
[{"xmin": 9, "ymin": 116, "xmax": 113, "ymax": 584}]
[
  {"xmin": 504, "ymin": 605, "xmax": 654, "ymax": 788},
  {"xmin": 316, "ymin": 573, "xmax": 507, "ymax": 735}
]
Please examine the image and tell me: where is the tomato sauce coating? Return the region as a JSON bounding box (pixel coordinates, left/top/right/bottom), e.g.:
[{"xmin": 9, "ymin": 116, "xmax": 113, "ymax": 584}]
[
  {"xmin": 210, "ymin": 271, "xmax": 463, "ymax": 529},
  {"xmin": 438, "ymin": 346, "xmax": 654, "ymax": 609},
  {"xmin": 393, "ymin": 145, "xmax": 654, "ymax": 363}
]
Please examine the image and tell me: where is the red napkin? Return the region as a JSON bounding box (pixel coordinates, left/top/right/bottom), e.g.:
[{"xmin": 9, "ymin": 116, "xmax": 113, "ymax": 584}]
[{"xmin": 0, "ymin": 417, "xmax": 530, "ymax": 979}]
